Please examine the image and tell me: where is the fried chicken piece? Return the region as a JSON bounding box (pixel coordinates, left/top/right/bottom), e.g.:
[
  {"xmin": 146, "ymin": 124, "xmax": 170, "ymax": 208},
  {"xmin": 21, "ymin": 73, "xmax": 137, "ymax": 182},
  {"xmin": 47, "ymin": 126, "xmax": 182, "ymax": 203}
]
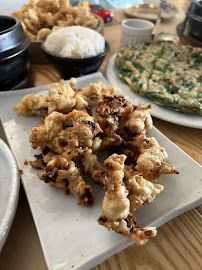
[
  {"xmin": 79, "ymin": 81, "xmax": 116, "ymax": 106},
  {"xmin": 66, "ymin": 109, "xmax": 103, "ymax": 150},
  {"xmin": 10, "ymin": 0, "xmax": 98, "ymax": 41},
  {"xmin": 48, "ymin": 79, "xmax": 76, "ymax": 114},
  {"xmin": 98, "ymin": 154, "xmax": 157, "ymax": 245},
  {"xmin": 29, "ymin": 109, "xmax": 103, "ymax": 156},
  {"xmin": 95, "ymin": 95, "xmax": 129, "ymax": 134},
  {"xmin": 13, "ymin": 93, "xmax": 48, "ymax": 117},
  {"xmin": 102, "ymin": 154, "xmax": 129, "ymax": 220},
  {"xmin": 81, "ymin": 149, "xmax": 105, "ymax": 185},
  {"xmin": 95, "ymin": 95, "xmax": 132, "ymax": 148},
  {"xmin": 125, "ymin": 103, "xmax": 153, "ymax": 134},
  {"xmin": 124, "ymin": 168, "xmax": 164, "ymax": 211},
  {"xmin": 38, "ymin": 155, "xmax": 95, "ymax": 206},
  {"xmin": 135, "ymin": 136, "xmax": 179, "ymax": 181},
  {"xmin": 29, "ymin": 111, "xmax": 75, "ymax": 154}
]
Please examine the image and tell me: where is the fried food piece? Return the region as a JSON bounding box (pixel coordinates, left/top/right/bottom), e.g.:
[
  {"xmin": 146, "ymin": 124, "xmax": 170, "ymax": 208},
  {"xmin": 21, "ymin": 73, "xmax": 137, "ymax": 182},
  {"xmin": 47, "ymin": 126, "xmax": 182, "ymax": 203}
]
[
  {"xmin": 135, "ymin": 136, "xmax": 179, "ymax": 181},
  {"xmin": 66, "ymin": 109, "xmax": 103, "ymax": 150},
  {"xmin": 13, "ymin": 93, "xmax": 48, "ymax": 117},
  {"xmin": 95, "ymin": 94, "xmax": 130, "ymax": 134},
  {"xmin": 36, "ymin": 28, "xmax": 51, "ymax": 41},
  {"xmin": 38, "ymin": 155, "xmax": 95, "ymax": 206},
  {"xmin": 124, "ymin": 168, "xmax": 164, "ymax": 211},
  {"xmin": 78, "ymin": 81, "xmax": 116, "ymax": 106},
  {"xmin": 10, "ymin": 0, "xmax": 99, "ymax": 41},
  {"xmin": 81, "ymin": 149, "xmax": 105, "ymax": 185},
  {"xmin": 98, "ymin": 154, "xmax": 157, "ymax": 245},
  {"xmin": 29, "ymin": 111, "xmax": 73, "ymax": 154},
  {"xmin": 125, "ymin": 103, "xmax": 153, "ymax": 134},
  {"xmin": 29, "ymin": 109, "xmax": 102, "ymax": 156},
  {"xmin": 48, "ymin": 79, "xmax": 76, "ymax": 114},
  {"xmin": 95, "ymin": 94, "xmax": 132, "ymax": 148}
]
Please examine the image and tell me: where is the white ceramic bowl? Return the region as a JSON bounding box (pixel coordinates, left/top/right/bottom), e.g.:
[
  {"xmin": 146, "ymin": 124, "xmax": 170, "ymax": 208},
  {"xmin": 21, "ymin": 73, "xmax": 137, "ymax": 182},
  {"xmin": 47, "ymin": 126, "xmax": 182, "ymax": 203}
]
[
  {"xmin": 121, "ymin": 18, "xmax": 154, "ymax": 47},
  {"xmin": 0, "ymin": 138, "xmax": 20, "ymax": 251}
]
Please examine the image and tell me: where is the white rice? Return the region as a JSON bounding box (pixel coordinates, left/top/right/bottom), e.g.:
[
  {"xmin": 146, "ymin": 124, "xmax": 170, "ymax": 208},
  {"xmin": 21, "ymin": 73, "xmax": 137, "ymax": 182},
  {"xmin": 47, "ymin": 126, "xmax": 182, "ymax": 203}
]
[{"xmin": 44, "ymin": 26, "xmax": 105, "ymax": 59}]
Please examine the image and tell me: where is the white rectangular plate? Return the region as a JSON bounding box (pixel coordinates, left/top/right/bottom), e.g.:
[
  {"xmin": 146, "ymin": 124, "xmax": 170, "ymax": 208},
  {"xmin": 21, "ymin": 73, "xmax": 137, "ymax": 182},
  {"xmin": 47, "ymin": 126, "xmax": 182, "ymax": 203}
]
[{"xmin": 0, "ymin": 72, "xmax": 201, "ymax": 270}]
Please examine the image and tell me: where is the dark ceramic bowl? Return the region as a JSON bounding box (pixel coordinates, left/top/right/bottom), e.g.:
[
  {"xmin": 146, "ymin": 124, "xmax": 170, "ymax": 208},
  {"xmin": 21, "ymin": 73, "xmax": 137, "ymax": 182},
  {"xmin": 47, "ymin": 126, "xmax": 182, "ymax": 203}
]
[
  {"xmin": 0, "ymin": 16, "xmax": 30, "ymax": 91},
  {"xmin": 184, "ymin": 0, "xmax": 202, "ymax": 41},
  {"xmin": 186, "ymin": 0, "xmax": 202, "ymax": 17},
  {"xmin": 41, "ymin": 41, "xmax": 110, "ymax": 79},
  {"xmin": 187, "ymin": 14, "xmax": 202, "ymax": 41}
]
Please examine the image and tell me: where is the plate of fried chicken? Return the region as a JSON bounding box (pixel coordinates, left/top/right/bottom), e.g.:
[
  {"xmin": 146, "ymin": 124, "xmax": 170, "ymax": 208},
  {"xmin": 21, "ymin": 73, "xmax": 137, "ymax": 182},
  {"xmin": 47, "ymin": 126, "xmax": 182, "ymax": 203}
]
[{"xmin": 0, "ymin": 72, "xmax": 201, "ymax": 270}]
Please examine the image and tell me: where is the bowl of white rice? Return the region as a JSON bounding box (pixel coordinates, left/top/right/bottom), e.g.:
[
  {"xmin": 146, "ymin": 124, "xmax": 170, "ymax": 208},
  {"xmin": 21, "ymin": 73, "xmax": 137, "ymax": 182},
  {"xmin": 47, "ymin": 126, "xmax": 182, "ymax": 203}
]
[{"xmin": 41, "ymin": 26, "xmax": 110, "ymax": 79}]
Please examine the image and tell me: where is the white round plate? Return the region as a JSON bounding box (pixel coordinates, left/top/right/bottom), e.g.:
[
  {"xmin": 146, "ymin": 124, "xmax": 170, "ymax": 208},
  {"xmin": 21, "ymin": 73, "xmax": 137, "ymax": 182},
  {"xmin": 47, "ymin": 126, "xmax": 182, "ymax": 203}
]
[
  {"xmin": 0, "ymin": 138, "xmax": 20, "ymax": 251},
  {"xmin": 106, "ymin": 54, "xmax": 202, "ymax": 129}
]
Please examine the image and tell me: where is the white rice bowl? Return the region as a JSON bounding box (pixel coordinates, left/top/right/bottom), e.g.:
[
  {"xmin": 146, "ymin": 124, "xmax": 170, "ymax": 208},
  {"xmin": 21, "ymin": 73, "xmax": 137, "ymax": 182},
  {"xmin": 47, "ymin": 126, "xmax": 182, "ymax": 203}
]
[{"xmin": 44, "ymin": 26, "xmax": 105, "ymax": 59}]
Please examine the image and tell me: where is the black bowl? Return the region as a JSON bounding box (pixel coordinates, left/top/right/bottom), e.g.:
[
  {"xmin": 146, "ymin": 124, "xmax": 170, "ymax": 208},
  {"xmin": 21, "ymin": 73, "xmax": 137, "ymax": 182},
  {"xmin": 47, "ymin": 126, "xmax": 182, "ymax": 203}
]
[
  {"xmin": 187, "ymin": 14, "xmax": 202, "ymax": 41},
  {"xmin": 186, "ymin": 0, "xmax": 202, "ymax": 17},
  {"xmin": 0, "ymin": 16, "xmax": 30, "ymax": 91},
  {"xmin": 41, "ymin": 41, "xmax": 110, "ymax": 79},
  {"xmin": 184, "ymin": 0, "xmax": 202, "ymax": 41}
]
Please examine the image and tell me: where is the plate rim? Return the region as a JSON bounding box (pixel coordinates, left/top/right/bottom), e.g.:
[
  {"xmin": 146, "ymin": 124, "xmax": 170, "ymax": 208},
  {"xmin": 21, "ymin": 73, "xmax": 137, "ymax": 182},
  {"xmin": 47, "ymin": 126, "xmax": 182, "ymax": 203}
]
[{"xmin": 0, "ymin": 138, "xmax": 20, "ymax": 252}]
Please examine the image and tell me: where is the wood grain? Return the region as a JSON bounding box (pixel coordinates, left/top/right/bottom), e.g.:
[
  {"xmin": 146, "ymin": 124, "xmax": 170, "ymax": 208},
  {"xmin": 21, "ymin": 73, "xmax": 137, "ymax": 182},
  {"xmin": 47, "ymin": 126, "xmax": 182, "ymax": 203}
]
[{"xmin": 93, "ymin": 209, "xmax": 202, "ymax": 270}]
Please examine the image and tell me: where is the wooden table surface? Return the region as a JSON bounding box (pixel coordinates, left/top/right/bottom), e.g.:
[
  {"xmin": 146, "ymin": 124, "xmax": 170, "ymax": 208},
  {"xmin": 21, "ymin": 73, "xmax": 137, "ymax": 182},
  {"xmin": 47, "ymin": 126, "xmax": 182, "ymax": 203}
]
[{"xmin": 0, "ymin": 1, "xmax": 202, "ymax": 270}]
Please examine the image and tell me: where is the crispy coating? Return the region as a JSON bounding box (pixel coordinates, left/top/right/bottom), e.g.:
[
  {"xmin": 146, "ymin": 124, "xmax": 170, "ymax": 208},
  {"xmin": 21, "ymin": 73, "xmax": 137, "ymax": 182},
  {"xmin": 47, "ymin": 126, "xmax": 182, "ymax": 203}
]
[
  {"xmin": 124, "ymin": 169, "xmax": 164, "ymax": 211},
  {"xmin": 126, "ymin": 103, "xmax": 153, "ymax": 134},
  {"xmin": 135, "ymin": 136, "xmax": 179, "ymax": 181},
  {"xmin": 95, "ymin": 94, "xmax": 129, "ymax": 133},
  {"xmin": 48, "ymin": 79, "xmax": 76, "ymax": 114},
  {"xmin": 29, "ymin": 110, "xmax": 102, "ymax": 156},
  {"xmin": 79, "ymin": 81, "xmax": 116, "ymax": 106},
  {"xmin": 95, "ymin": 94, "xmax": 132, "ymax": 148},
  {"xmin": 81, "ymin": 149, "xmax": 105, "ymax": 185},
  {"xmin": 13, "ymin": 93, "xmax": 48, "ymax": 117},
  {"xmin": 38, "ymin": 155, "xmax": 95, "ymax": 206},
  {"xmin": 98, "ymin": 154, "xmax": 157, "ymax": 245},
  {"xmin": 102, "ymin": 154, "xmax": 129, "ymax": 221},
  {"xmin": 29, "ymin": 111, "xmax": 71, "ymax": 153},
  {"xmin": 10, "ymin": 0, "xmax": 99, "ymax": 41},
  {"xmin": 13, "ymin": 80, "xmax": 115, "ymax": 117},
  {"xmin": 66, "ymin": 110, "xmax": 103, "ymax": 150}
]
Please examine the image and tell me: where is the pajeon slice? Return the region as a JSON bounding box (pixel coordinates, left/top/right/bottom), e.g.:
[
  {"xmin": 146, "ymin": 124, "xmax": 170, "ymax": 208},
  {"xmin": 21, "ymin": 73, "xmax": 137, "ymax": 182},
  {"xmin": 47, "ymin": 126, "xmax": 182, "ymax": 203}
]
[
  {"xmin": 146, "ymin": 44, "xmax": 202, "ymax": 115},
  {"xmin": 115, "ymin": 41, "xmax": 163, "ymax": 93},
  {"xmin": 116, "ymin": 40, "xmax": 202, "ymax": 115}
]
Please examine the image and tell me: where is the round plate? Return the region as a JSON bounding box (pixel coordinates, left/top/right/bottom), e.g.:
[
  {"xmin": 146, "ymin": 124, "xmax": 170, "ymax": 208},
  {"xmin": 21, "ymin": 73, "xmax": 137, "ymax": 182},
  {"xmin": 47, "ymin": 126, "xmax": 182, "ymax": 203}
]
[
  {"xmin": 0, "ymin": 138, "xmax": 20, "ymax": 251},
  {"xmin": 123, "ymin": 4, "xmax": 178, "ymax": 22}
]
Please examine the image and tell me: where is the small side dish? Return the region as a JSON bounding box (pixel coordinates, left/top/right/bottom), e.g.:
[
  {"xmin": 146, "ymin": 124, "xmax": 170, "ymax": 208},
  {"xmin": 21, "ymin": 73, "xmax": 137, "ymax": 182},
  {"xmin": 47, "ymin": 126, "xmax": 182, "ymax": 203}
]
[
  {"xmin": 10, "ymin": 0, "xmax": 99, "ymax": 41},
  {"xmin": 115, "ymin": 40, "xmax": 202, "ymax": 116},
  {"xmin": 13, "ymin": 78, "xmax": 179, "ymax": 246}
]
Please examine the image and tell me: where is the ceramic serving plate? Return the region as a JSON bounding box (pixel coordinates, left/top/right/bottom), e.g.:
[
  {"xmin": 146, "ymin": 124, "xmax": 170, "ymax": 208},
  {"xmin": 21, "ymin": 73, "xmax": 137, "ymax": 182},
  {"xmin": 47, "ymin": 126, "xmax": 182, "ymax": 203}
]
[
  {"xmin": 0, "ymin": 138, "xmax": 20, "ymax": 252},
  {"xmin": 0, "ymin": 72, "xmax": 201, "ymax": 270},
  {"xmin": 106, "ymin": 55, "xmax": 202, "ymax": 129}
]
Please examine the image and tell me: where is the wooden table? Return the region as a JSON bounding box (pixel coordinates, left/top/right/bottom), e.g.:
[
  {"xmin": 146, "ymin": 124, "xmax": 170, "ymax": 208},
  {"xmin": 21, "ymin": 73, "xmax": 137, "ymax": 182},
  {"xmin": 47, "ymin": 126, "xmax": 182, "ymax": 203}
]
[{"xmin": 0, "ymin": 2, "xmax": 202, "ymax": 270}]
